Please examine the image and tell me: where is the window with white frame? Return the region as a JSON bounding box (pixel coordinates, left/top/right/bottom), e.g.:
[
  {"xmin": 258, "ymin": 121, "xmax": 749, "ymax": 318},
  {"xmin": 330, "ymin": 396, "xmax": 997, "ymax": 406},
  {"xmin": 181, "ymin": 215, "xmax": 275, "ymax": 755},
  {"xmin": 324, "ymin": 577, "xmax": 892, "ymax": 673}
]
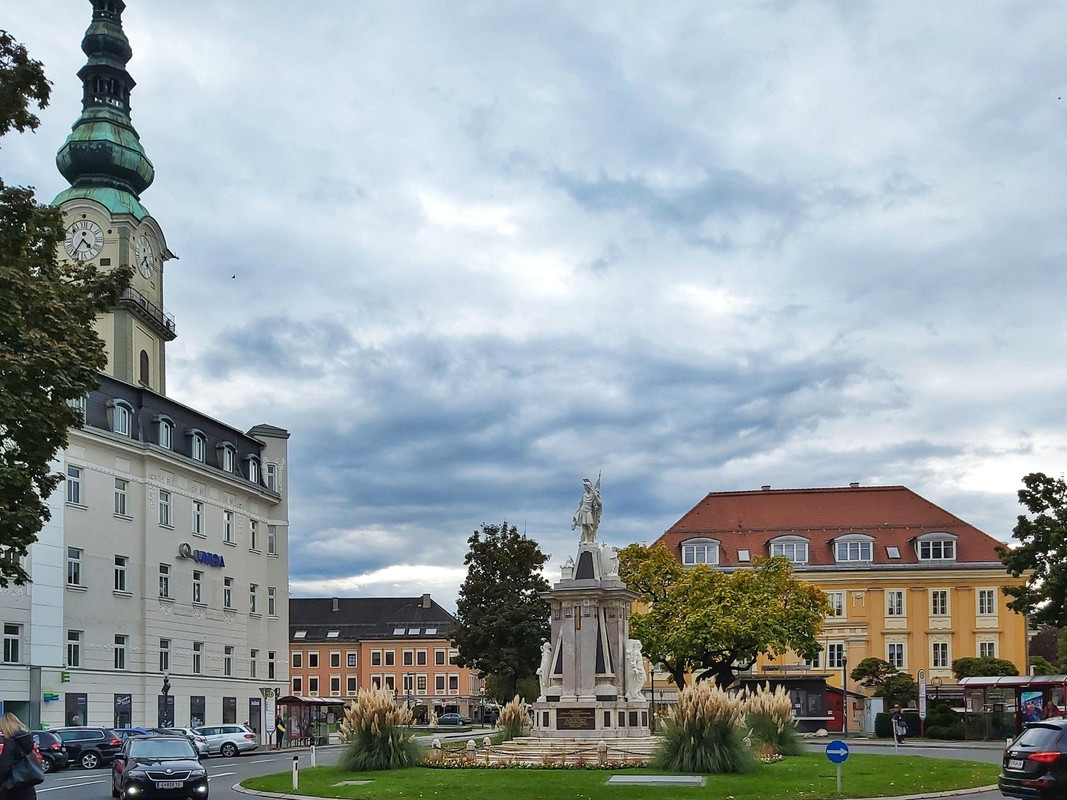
[
  {"xmin": 249, "ymin": 583, "xmax": 258, "ymax": 614},
  {"xmin": 930, "ymin": 589, "xmax": 948, "ymax": 616},
  {"xmin": 371, "ymin": 650, "xmax": 382, "ymax": 667},
  {"xmin": 347, "ymin": 676, "xmax": 357, "ymax": 694},
  {"xmin": 330, "ymin": 676, "xmax": 341, "ymax": 695},
  {"xmin": 347, "ymin": 652, "xmax": 357, "ymax": 668},
  {"xmin": 267, "ymin": 525, "xmax": 277, "ymax": 555},
  {"xmin": 219, "ymin": 444, "xmax": 236, "ymax": 473},
  {"xmin": 681, "ymin": 539, "xmax": 719, "ymax": 566},
  {"xmin": 114, "ymin": 634, "xmax": 128, "ymax": 669},
  {"xmin": 114, "ymin": 478, "xmax": 128, "ymax": 516},
  {"xmin": 159, "ymin": 638, "xmax": 170, "ymax": 672},
  {"xmin": 114, "ymin": 556, "xmax": 128, "ymax": 592},
  {"xmin": 826, "ymin": 642, "xmax": 845, "ymax": 668},
  {"xmin": 403, "ymin": 649, "xmax": 414, "ymax": 666},
  {"xmin": 918, "ymin": 535, "xmax": 956, "ymax": 561},
  {"xmin": 384, "ymin": 650, "xmax": 395, "ymax": 666},
  {"xmin": 979, "ymin": 641, "xmax": 997, "ymax": 658},
  {"xmin": 435, "ymin": 674, "xmax": 446, "ymax": 693},
  {"xmin": 887, "ymin": 642, "xmax": 905, "ymax": 669},
  {"xmin": 223, "ymin": 510, "xmax": 234, "ymax": 544},
  {"xmin": 978, "ymin": 589, "xmax": 997, "ymax": 616},
  {"xmin": 247, "ymin": 458, "xmax": 259, "ymax": 485},
  {"xmin": 67, "ymin": 394, "xmax": 87, "ymax": 422},
  {"xmin": 110, "ymin": 401, "xmax": 133, "ymax": 436},
  {"xmin": 417, "ymin": 674, "xmax": 427, "ymax": 693},
  {"xmin": 835, "ymin": 536, "xmax": 874, "ymax": 562},
  {"xmin": 158, "ymin": 563, "xmax": 171, "ymax": 598},
  {"xmin": 886, "ymin": 590, "xmax": 904, "ymax": 616},
  {"xmin": 158, "ymin": 418, "xmax": 173, "ymax": 449},
  {"xmin": 826, "ymin": 591, "xmax": 845, "ymax": 617},
  {"xmin": 384, "ymin": 675, "xmax": 396, "ymax": 691},
  {"xmin": 292, "ymin": 677, "xmax": 303, "ymax": 694},
  {"xmin": 330, "ymin": 652, "xmax": 341, "ymax": 668},
  {"xmin": 192, "ymin": 499, "xmax": 204, "ymax": 535},
  {"xmin": 266, "ymin": 463, "xmax": 278, "ymax": 492},
  {"xmin": 223, "ymin": 645, "xmax": 233, "ymax": 676},
  {"xmin": 192, "ymin": 570, "xmax": 203, "ymax": 604},
  {"xmin": 190, "ymin": 432, "xmax": 206, "ymax": 462},
  {"xmin": 449, "ymin": 674, "xmax": 459, "ymax": 692},
  {"xmin": 804, "ymin": 650, "xmax": 821, "ymax": 669},
  {"xmin": 67, "ymin": 630, "xmax": 82, "ymax": 667},
  {"xmin": 223, "ymin": 577, "xmax": 234, "ymax": 609},
  {"xmin": 249, "ymin": 520, "xmax": 259, "ymax": 551},
  {"xmin": 268, "ymin": 586, "xmax": 277, "ymax": 617},
  {"xmin": 159, "ymin": 490, "xmax": 171, "ymax": 526},
  {"xmin": 66, "ymin": 466, "xmax": 83, "ymax": 505},
  {"xmin": 307, "ymin": 652, "xmax": 319, "ymax": 669},
  {"xmin": 67, "ymin": 547, "xmax": 83, "ymax": 586},
  {"xmin": 292, "ymin": 652, "xmax": 302, "ymax": 668},
  {"xmin": 770, "ymin": 537, "xmax": 809, "ymax": 564},
  {"xmin": 268, "ymin": 651, "xmax": 276, "ymax": 680},
  {"xmin": 192, "ymin": 641, "xmax": 203, "ymax": 674},
  {"xmin": 3, "ymin": 624, "xmax": 20, "ymax": 663},
  {"xmin": 932, "ymin": 641, "xmax": 950, "ymax": 668},
  {"xmin": 250, "ymin": 648, "xmax": 258, "ymax": 678},
  {"xmin": 308, "ymin": 676, "xmax": 319, "ymax": 695}
]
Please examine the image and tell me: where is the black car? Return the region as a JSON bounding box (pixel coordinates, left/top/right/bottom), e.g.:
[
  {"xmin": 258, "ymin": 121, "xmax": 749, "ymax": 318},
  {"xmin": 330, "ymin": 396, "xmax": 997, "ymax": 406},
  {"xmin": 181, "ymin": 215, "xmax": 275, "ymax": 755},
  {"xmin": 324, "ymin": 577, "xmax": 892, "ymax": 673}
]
[
  {"xmin": 31, "ymin": 731, "xmax": 70, "ymax": 773},
  {"xmin": 1000, "ymin": 717, "xmax": 1067, "ymax": 799},
  {"xmin": 111, "ymin": 735, "xmax": 208, "ymax": 800},
  {"xmin": 53, "ymin": 726, "xmax": 123, "ymax": 769},
  {"xmin": 437, "ymin": 713, "xmax": 472, "ymax": 725}
]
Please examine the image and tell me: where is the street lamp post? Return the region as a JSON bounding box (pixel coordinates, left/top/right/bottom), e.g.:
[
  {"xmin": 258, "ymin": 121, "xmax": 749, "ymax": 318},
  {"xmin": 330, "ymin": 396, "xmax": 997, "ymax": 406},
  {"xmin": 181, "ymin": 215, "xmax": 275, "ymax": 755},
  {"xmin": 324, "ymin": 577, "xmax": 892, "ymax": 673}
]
[
  {"xmin": 841, "ymin": 657, "xmax": 848, "ymax": 737},
  {"xmin": 159, "ymin": 674, "xmax": 171, "ymax": 727},
  {"xmin": 649, "ymin": 667, "xmax": 656, "ymax": 734}
]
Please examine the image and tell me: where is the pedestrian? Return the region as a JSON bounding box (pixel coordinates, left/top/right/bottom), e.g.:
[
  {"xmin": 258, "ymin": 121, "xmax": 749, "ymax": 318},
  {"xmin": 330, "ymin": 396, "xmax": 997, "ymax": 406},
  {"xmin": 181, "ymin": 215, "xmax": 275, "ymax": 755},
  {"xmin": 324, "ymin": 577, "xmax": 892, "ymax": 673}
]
[
  {"xmin": 274, "ymin": 716, "xmax": 285, "ymax": 750},
  {"xmin": 891, "ymin": 704, "xmax": 907, "ymax": 744},
  {"xmin": 0, "ymin": 712, "xmax": 41, "ymax": 800}
]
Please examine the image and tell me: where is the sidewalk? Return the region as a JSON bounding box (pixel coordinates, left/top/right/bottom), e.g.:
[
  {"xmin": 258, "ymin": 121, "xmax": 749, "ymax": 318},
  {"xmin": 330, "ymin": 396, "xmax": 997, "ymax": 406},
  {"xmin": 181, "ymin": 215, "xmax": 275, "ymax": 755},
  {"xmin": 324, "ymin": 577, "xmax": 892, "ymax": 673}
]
[{"xmin": 822, "ymin": 733, "xmax": 1006, "ymax": 749}]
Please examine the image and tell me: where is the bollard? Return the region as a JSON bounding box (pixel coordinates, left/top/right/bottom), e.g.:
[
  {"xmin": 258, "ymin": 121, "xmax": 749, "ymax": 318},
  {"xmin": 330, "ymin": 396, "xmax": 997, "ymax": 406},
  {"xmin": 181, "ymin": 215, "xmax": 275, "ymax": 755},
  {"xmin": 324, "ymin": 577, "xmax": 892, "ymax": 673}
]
[
  {"xmin": 482, "ymin": 736, "xmax": 491, "ymax": 747},
  {"xmin": 597, "ymin": 739, "xmax": 608, "ymax": 767},
  {"xmin": 310, "ymin": 744, "xmax": 316, "ymax": 768},
  {"xmin": 466, "ymin": 739, "xmax": 476, "ymax": 762},
  {"xmin": 292, "ymin": 755, "xmax": 299, "ymax": 790}
]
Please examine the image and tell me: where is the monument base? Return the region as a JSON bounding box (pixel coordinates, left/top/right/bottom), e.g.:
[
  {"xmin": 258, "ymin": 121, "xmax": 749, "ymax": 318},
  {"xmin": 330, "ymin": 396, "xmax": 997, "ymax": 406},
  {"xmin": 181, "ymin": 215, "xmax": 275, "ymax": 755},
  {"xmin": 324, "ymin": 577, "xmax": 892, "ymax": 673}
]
[{"xmin": 532, "ymin": 698, "xmax": 651, "ymax": 738}]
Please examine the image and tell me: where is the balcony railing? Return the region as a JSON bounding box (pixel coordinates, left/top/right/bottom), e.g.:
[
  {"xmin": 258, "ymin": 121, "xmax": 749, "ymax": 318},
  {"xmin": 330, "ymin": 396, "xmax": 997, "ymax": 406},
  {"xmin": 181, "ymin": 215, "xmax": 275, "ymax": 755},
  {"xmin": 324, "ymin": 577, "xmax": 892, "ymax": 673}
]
[{"xmin": 118, "ymin": 286, "xmax": 176, "ymax": 338}]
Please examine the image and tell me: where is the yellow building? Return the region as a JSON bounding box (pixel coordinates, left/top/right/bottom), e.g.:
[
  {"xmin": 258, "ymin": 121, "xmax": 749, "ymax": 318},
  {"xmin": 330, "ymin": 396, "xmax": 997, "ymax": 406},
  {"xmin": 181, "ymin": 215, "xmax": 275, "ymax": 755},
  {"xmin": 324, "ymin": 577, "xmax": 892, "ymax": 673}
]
[{"xmin": 653, "ymin": 484, "xmax": 1028, "ymax": 729}]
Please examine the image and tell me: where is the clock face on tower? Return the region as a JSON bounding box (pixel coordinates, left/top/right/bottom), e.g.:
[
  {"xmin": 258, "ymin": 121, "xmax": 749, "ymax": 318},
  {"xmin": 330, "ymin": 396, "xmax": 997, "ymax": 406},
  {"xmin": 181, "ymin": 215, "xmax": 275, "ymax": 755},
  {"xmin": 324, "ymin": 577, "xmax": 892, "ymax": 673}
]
[
  {"xmin": 135, "ymin": 235, "xmax": 155, "ymax": 278},
  {"xmin": 65, "ymin": 219, "xmax": 104, "ymax": 262}
]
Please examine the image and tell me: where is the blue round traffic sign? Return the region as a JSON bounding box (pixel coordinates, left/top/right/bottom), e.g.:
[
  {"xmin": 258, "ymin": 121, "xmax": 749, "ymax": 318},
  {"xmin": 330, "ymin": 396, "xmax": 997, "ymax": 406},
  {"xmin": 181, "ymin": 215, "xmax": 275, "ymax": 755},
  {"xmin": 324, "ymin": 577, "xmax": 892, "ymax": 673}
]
[{"xmin": 825, "ymin": 740, "xmax": 850, "ymax": 764}]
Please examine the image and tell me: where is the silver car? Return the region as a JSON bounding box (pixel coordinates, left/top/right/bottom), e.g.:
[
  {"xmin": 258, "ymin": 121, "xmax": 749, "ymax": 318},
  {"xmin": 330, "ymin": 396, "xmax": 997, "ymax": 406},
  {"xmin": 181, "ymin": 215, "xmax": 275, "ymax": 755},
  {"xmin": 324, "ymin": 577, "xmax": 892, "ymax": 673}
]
[
  {"xmin": 192, "ymin": 724, "xmax": 259, "ymax": 757},
  {"xmin": 151, "ymin": 727, "xmax": 209, "ymax": 756}
]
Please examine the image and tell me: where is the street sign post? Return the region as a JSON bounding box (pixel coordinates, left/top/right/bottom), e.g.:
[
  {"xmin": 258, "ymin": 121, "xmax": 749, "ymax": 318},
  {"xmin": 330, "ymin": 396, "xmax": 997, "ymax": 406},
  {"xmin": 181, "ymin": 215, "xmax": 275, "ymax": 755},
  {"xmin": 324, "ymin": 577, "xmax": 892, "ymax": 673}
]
[
  {"xmin": 826, "ymin": 739, "xmax": 850, "ymax": 792},
  {"xmin": 917, "ymin": 668, "xmax": 927, "ymax": 737}
]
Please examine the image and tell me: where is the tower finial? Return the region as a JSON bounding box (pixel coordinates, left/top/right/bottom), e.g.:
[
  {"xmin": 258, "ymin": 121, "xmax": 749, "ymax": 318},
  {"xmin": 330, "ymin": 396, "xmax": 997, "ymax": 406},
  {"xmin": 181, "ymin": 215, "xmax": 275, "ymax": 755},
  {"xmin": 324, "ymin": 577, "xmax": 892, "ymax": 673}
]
[{"xmin": 54, "ymin": 0, "xmax": 155, "ymax": 217}]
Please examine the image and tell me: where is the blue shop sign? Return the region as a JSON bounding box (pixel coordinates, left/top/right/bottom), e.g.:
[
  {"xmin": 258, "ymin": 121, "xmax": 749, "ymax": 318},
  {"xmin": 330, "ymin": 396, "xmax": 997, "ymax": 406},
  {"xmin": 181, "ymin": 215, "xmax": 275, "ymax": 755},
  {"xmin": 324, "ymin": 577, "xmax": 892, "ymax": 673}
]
[{"xmin": 177, "ymin": 542, "xmax": 226, "ymax": 567}]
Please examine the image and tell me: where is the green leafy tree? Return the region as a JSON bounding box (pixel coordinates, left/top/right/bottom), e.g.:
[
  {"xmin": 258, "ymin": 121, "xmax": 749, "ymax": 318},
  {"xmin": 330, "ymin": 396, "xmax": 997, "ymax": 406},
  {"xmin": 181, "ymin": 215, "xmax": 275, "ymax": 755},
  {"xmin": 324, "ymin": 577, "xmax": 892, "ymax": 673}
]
[
  {"xmin": 452, "ymin": 522, "xmax": 550, "ymax": 702},
  {"xmin": 849, "ymin": 657, "xmax": 917, "ymax": 706},
  {"xmin": 1029, "ymin": 655, "xmax": 1057, "ymax": 675},
  {"xmin": 619, "ymin": 544, "xmax": 831, "ymax": 689},
  {"xmin": 951, "ymin": 657, "xmax": 1019, "ymax": 679},
  {"xmin": 999, "ymin": 473, "xmax": 1067, "ymax": 628},
  {"xmin": 0, "ymin": 31, "xmax": 130, "ymax": 587}
]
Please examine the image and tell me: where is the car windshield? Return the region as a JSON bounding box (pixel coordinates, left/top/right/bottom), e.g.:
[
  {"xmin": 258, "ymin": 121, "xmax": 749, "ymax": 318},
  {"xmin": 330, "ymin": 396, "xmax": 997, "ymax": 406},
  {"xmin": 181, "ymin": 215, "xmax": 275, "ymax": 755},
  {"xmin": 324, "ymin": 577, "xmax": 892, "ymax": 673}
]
[
  {"xmin": 1014, "ymin": 725, "xmax": 1065, "ymax": 749},
  {"xmin": 129, "ymin": 739, "xmax": 196, "ymax": 759}
]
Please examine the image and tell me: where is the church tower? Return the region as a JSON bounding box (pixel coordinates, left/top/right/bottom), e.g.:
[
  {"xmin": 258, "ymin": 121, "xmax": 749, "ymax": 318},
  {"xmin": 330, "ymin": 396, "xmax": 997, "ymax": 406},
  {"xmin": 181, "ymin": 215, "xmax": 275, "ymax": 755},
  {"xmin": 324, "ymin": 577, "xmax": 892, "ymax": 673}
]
[{"xmin": 54, "ymin": 0, "xmax": 176, "ymax": 394}]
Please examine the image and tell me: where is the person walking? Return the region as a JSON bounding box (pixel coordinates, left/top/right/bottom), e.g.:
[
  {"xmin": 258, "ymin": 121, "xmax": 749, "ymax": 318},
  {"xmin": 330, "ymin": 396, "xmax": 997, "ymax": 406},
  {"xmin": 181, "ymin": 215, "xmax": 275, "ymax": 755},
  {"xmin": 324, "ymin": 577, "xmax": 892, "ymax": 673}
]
[
  {"xmin": 0, "ymin": 712, "xmax": 40, "ymax": 800},
  {"xmin": 273, "ymin": 716, "xmax": 285, "ymax": 750},
  {"xmin": 891, "ymin": 704, "xmax": 907, "ymax": 744}
]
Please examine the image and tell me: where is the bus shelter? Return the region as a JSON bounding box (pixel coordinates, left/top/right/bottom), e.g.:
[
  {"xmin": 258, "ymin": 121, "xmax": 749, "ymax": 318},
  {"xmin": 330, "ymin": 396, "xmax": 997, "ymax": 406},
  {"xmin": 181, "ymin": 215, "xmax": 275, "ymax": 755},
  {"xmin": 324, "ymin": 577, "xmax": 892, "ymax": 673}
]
[
  {"xmin": 276, "ymin": 695, "xmax": 345, "ymax": 747},
  {"xmin": 959, "ymin": 675, "xmax": 1067, "ymax": 738}
]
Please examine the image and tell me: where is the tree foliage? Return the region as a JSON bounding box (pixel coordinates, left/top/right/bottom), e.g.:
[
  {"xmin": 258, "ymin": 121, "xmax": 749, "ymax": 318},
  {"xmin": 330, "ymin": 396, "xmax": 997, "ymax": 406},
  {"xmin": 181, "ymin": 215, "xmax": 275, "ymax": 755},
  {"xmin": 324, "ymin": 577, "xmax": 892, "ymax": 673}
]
[
  {"xmin": 951, "ymin": 657, "xmax": 1019, "ymax": 679},
  {"xmin": 849, "ymin": 657, "xmax": 916, "ymax": 706},
  {"xmin": 0, "ymin": 31, "xmax": 130, "ymax": 586},
  {"xmin": 451, "ymin": 522, "xmax": 550, "ymax": 702},
  {"xmin": 999, "ymin": 473, "xmax": 1067, "ymax": 628},
  {"xmin": 618, "ymin": 544, "xmax": 831, "ymax": 689}
]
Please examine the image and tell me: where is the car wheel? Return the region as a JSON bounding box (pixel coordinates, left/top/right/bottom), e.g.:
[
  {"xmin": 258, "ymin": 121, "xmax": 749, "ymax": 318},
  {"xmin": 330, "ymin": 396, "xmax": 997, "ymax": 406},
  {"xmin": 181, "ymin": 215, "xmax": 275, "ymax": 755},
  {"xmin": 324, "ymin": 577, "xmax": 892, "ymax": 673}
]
[
  {"xmin": 41, "ymin": 756, "xmax": 53, "ymax": 774},
  {"xmin": 220, "ymin": 742, "xmax": 238, "ymax": 758},
  {"xmin": 80, "ymin": 751, "xmax": 100, "ymax": 770}
]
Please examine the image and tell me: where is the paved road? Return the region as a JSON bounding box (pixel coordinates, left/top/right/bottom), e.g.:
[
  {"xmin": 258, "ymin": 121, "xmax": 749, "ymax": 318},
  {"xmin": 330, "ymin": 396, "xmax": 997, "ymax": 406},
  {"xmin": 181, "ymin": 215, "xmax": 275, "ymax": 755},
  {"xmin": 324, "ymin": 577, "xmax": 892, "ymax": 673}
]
[{"xmin": 38, "ymin": 737, "xmax": 1007, "ymax": 800}]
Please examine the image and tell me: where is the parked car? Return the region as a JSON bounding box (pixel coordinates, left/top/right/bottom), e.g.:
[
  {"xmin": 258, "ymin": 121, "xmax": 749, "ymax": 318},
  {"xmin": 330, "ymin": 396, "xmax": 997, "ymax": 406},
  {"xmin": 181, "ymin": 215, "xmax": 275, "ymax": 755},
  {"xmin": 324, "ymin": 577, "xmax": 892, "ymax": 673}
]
[
  {"xmin": 31, "ymin": 731, "xmax": 70, "ymax": 773},
  {"xmin": 192, "ymin": 724, "xmax": 258, "ymax": 757},
  {"xmin": 111, "ymin": 735, "xmax": 208, "ymax": 800},
  {"xmin": 437, "ymin": 713, "xmax": 472, "ymax": 726},
  {"xmin": 53, "ymin": 726, "xmax": 123, "ymax": 769},
  {"xmin": 149, "ymin": 727, "xmax": 209, "ymax": 756},
  {"xmin": 1000, "ymin": 717, "xmax": 1067, "ymax": 800},
  {"xmin": 113, "ymin": 727, "xmax": 156, "ymax": 741}
]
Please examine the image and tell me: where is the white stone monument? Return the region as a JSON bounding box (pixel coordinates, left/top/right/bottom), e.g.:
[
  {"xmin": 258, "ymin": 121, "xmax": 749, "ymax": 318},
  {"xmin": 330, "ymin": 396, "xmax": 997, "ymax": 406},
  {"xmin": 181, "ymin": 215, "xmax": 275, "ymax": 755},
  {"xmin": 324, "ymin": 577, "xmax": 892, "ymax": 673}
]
[{"xmin": 532, "ymin": 476, "xmax": 650, "ymax": 738}]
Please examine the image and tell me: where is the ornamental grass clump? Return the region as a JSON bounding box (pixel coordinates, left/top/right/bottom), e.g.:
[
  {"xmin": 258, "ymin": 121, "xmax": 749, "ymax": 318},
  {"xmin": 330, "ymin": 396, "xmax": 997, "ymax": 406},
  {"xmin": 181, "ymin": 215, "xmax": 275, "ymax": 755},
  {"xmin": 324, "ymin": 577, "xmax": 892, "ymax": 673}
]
[
  {"xmin": 337, "ymin": 688, "xmax": 422, "ymax": 771},
  {"xmin": 652, "ymin": 680, "xmax": 757, "ymax": 774},
  {"xmin": 498, "ymin": 695, "xmax": 530, "ymax": 741},
  {"xmin": 741, "ymin": 682, "xmax": 802, "ymax": 756}
]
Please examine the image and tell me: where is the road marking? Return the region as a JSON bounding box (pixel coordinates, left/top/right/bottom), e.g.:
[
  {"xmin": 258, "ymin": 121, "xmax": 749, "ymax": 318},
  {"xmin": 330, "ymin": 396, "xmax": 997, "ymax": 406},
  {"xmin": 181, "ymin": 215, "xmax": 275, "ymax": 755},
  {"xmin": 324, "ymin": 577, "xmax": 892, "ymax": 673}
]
[
  {"xmin": 210, "ymin": 771, "xmax": 237, "ymax": 779},
  {"xmin": 38, "ymin": 779, "xmax": 106, "ymax": 792},
  {"xmin": 249, "ymin": 758, "xmax": 275, "ymax": 763}
]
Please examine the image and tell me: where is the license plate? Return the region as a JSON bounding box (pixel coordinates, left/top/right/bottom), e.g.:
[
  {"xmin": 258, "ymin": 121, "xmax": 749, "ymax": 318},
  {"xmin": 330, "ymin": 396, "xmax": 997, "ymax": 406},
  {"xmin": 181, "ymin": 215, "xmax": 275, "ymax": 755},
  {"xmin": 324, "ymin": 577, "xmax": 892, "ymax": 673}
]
[
  {"xmin": 1009, "ymin": 758, "xmax": 1025, "ymax": 770},
  {"xmin": 155, "ymin": 781, "xmax": 184, "ymax": 789}
]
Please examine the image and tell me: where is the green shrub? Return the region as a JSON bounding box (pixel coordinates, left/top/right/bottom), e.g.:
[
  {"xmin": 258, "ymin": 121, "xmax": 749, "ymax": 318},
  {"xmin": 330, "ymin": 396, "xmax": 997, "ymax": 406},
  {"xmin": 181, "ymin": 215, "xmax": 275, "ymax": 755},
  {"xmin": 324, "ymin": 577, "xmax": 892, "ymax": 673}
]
[
  {"xmin": 652, "ymin": 681, "xmax": 757, "ymax": 774},
  {"xmin": 741, "ymin": 683, "xmax": 803, "ymax": 756}
]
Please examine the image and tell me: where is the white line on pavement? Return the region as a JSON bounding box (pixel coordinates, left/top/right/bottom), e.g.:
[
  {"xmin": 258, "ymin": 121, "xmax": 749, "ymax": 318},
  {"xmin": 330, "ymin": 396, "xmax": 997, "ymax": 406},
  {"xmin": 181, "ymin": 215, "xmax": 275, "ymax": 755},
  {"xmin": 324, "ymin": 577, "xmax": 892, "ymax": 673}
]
[{"xmin": 38, "ymin": 779, "xmax": 106, "ymax": 792}]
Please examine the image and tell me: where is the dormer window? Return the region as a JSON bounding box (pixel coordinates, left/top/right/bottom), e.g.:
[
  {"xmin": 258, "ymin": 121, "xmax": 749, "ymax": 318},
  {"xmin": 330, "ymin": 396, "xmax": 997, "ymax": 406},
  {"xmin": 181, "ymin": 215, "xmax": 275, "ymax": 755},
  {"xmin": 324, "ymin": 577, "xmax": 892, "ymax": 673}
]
[
  {"xmin": 681, "ymin": 538, "xmax": 719, "ymax": 566},
  {"xmin": 769, "ymin": 536, "xmax": 808, "ymax": 564},
  {"xmin": 157, "ymin": 416, "xmax": 174, "ymax": 450},
  {"xmin": 107, "ymin": 399, "xmax": 134, "ymax": 437},
  {"xmin": 246, "ymin": 456, "xmax": 260, "ymax": 485},
  {"xmin": 917, "ymin": 533, "xmax": 956, "ymax": 561},
  {"xmin": 188, "ymin": 430, "xmax": 206, "ymax": 462},
  {"xmin": 218, "ymin": 443, "xmax": 236, "ymax": 473},
  {"xmin": 834, "ymin": 534, "xmax": 874, "ymax": 563}
]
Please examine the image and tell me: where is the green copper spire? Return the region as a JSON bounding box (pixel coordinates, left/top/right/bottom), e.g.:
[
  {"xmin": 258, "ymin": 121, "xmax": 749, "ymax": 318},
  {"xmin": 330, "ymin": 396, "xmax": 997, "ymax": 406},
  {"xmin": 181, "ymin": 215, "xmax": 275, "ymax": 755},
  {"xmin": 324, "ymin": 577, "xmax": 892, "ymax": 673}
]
[{"xmin": 54, "ymin": 0, "xmax": 154, "ymax": 219}]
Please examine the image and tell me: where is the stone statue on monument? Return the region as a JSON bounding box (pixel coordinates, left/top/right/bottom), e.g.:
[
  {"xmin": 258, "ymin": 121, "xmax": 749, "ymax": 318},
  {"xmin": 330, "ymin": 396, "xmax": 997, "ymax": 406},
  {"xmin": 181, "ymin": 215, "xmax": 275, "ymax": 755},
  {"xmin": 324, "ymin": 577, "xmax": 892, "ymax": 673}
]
[
  {"xmin": 536, "ymin": 640, "xmax": 554, "ymax": 698},
  {"xmin": 625, "ymin": 639, "xmax": 647, "ymax": 701},
  {"xmin": 560, "ymin": 556, "xmax": 575, "ymax": 580},
  {"xmin": 571, "ymin": 473, "xmax": 602, "ymax": 543},
  {"xmin": 603, "ymin": 545, "xmax": 619, "ymax": 577}
]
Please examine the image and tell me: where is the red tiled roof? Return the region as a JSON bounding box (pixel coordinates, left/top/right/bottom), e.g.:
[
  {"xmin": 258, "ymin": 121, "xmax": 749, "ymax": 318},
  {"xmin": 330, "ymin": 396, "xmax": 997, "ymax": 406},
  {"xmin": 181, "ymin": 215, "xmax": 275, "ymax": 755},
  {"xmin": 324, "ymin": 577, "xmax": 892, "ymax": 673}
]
[{"xmin": 654, "ymin": 485, "xmax": 1004, "ymax": 568}]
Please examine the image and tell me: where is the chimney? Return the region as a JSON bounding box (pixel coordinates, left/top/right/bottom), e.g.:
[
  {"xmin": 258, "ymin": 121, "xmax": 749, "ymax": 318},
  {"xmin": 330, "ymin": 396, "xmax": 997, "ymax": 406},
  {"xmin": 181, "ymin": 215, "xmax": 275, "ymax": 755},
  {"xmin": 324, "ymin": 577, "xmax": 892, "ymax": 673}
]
[
  {"xmin": 421, "ymin": 593, "xmax": 431, "ymax": 608},
  {"xmin": 849, "ymin": 482, "xmax": 859, "ymax": 489},
  {"xmin": 761, "ymin": 485, "xmax": 771, "ymax": 491},
  {"xmin": 331, "ymin": 597, "xmax": 339, "ymax": 612}
]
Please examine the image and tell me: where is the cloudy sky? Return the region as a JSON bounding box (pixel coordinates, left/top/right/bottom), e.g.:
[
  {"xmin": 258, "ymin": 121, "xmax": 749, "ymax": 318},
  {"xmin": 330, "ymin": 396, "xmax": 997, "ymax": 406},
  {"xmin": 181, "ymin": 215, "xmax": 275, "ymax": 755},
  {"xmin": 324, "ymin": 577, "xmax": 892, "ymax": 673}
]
[{"xmin": 7, "ymin": 1, "xmax": 1067, "ymax": 609}]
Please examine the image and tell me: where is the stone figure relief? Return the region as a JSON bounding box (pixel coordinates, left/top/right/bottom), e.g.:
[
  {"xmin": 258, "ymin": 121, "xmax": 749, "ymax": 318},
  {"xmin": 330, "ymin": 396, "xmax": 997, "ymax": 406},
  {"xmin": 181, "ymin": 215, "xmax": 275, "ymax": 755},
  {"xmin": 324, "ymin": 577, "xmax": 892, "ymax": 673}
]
[
  {"xmin": 625, "ymin": 638, "xmax": 647, "ymax": 701},
  {"xmin": 536, "ymin": 640, "xmax": 554, "ymax": 699},
  {"xmin": 603, "ymin": 545, "xmax": 619, "ymax": 577},
  {"xmin": 560, "ymin": 556, "xmax": 575, "ymax": 581},
  {"xmin": 571, "ymin": 473, "xmax": 602, "ymax": 543}
]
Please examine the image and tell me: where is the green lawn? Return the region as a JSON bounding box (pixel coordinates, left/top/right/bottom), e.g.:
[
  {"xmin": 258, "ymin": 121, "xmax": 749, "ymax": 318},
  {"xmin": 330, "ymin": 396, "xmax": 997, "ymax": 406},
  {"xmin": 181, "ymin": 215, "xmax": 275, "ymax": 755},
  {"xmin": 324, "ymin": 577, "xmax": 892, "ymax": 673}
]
[{"xmin": 241, "ymin": 753, "xmax": 999, "ymax": 800}]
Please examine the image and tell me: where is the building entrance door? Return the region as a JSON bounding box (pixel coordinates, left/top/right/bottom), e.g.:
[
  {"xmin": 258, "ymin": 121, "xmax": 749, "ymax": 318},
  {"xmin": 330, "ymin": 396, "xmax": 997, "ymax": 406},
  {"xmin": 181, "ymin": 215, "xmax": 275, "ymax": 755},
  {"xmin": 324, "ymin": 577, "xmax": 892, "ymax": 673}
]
[{"xmin": 826, "ymin": 691, "xmax": 844, "ymax": 732}]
